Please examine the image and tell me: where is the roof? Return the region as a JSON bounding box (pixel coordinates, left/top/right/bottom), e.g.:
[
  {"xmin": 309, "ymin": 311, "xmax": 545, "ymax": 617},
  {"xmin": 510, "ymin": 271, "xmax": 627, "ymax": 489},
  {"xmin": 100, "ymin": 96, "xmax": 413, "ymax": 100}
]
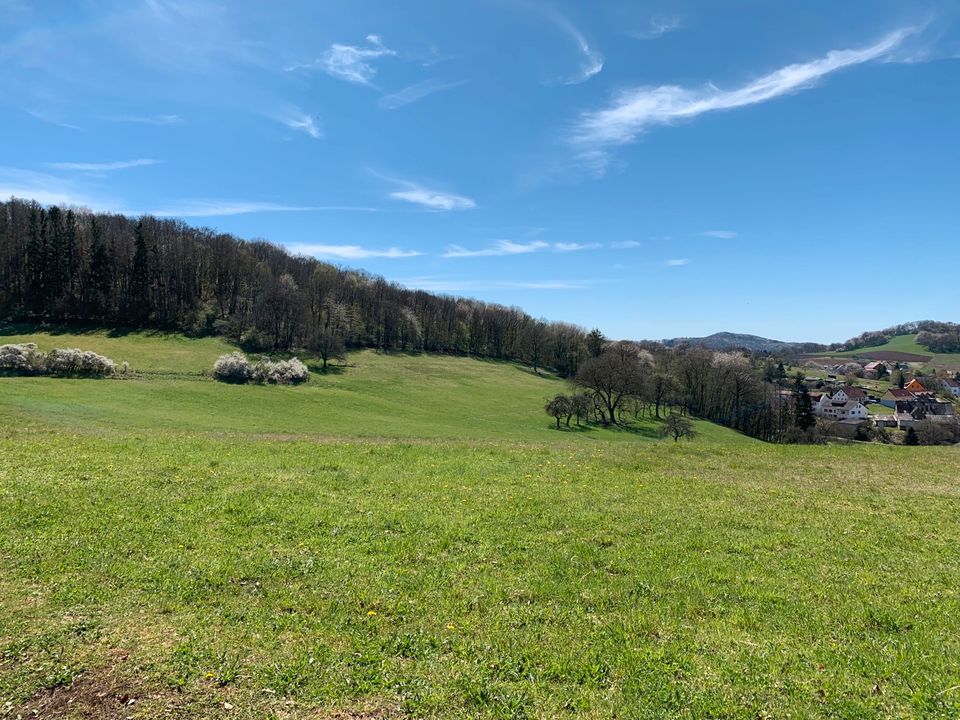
[
  {"xmin": 840, "ymin": 401, "xmax": 864, "ymax": 410},
  {"xmin": 838, "ymin": 386, "xmax": 867, "ymax": 399},
  {"xmin": 864, "ymin": 361, "xmax": 888, "ymax": 370},
  {"xmin": 885, "ymin": 388, "xmax": 914, "ymax": 399},
  {"xmin": 944, "ymin": 378, "xmax": 960, "ymax": 388}
]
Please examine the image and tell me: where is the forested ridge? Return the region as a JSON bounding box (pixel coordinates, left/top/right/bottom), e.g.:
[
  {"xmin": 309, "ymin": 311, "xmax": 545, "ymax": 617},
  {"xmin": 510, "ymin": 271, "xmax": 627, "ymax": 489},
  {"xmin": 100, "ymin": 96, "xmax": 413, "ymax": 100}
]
[{"xmin": 0, "ymin": 198, "xmax": 591, "ymax": 375}]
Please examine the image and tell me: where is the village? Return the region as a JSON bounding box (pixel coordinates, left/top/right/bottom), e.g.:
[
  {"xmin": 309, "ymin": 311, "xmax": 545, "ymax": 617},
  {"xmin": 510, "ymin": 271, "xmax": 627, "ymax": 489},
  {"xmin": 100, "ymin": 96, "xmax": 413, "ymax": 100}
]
[{"xmin": 795, "ymin": 358, "xmax": 960, "ymax": 440}]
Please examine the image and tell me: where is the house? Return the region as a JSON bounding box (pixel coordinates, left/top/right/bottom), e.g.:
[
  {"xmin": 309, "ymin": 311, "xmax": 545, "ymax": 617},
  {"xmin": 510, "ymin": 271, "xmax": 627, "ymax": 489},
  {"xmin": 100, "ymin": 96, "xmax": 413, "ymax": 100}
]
[
  {"xmin": 821, "ymin": 400, "xmax": 869, "ymax": 422},
  {"xmin": 904, "ymin": 378, "xmax": 926, "ymax": 392},
  {"xmin": 863, "ymin": 360, "xmax": 892, "ymax": 379},
  {"xmin": 944, "ymin": 378, "xmax": 960, "ymax": 398},
  {"xmin": 881, "ymin": 388, "xmax": 915, "ymax": 409},
  {"xmin": 832, "ymin": 386, "xmax": 868, "ymax": 404}
]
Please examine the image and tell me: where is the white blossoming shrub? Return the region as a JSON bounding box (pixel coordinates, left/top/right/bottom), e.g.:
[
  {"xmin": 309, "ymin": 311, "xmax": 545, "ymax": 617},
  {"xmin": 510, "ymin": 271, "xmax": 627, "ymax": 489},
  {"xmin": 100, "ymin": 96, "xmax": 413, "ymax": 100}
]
[
  {"xmin": 0, "ymin": 343, "xmax": 44, "ymax": 374},
  {"xmin": 269, "ymin": 357, "xmax": 309, "ymax": 385},
  {"xmin": 213, "ymin": 352, "xmax": 253, "ymax": 383},
  {"xmin": 45, "ymin": 348, "xmax": 118, "ymax": 376},
  {"xmin": 212, "ymin": 353, "xmax": 309, "ymax": 384}
]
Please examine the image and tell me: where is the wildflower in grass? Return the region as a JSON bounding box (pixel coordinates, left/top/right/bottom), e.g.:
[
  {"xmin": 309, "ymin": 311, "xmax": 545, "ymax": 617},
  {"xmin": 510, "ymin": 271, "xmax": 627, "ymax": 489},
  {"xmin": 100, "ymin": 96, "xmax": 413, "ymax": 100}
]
[{"xmin": 367, "ymin": 610, "xmax": 377, "ymax": 616}]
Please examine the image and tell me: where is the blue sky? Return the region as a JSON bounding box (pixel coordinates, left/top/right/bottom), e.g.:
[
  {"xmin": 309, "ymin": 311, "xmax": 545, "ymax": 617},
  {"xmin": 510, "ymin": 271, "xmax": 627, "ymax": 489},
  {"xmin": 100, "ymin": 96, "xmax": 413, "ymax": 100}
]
[{"xmin": 2, "ymin": 0, "xmax": 958, "ymax": 343}]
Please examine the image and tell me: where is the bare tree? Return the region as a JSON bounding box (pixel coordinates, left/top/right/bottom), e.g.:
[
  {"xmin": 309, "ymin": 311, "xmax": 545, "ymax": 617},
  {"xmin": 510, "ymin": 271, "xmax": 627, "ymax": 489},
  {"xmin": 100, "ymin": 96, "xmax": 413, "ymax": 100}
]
[
  {"xmin": 572, "ymin": 342, "xmax": 645, "ymax": 425},
  {"xmin": 659, "ymin": 415, "xmax": 698, "ymax": 442},
  {"xmin": 545, "ymin": 394, "xmax": 571, "ymax": 429}
]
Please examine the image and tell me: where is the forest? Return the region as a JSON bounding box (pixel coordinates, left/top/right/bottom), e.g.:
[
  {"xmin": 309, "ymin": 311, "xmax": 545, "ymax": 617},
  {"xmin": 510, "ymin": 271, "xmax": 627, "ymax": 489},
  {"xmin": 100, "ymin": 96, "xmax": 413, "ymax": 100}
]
[{"xmin": 0, "ymin": 198, "xmax": 592, "ymax": 376}]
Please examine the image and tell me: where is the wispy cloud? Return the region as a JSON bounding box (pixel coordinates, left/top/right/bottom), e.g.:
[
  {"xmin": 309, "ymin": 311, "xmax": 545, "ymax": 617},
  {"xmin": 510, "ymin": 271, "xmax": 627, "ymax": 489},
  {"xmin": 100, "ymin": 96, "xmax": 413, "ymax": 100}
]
[
  {"xmin": 389, "ymin": 184, "xmax": 476, "ymax": 211},
  {"xmin": 611, "ymin": 240, "xmax": 643, "ymax": 249},
  {"xmin": 379, "ymin": 79, "xmax": 468, "ymax": 109},
  {"xmin": 25, "ymin": 109, "xmax": 82, "ymax": 131},
  {"xmin": 443, "ymin": 240, "xmax": 601, "ymax": 258},
  {"xmin": 548, "ymin": 9, "xmax": 603, "ymax": 84},
  {"xmin": 570, "ymin": 28, "xmax": 915, "ymax": 170},
  {"xmin": 554, "ymin": 242, "xmax": 602, "ymax": 252},
  {"xmin": 630, "ymin": 16, "xmax": 683, "ymax": 40},
  {"xmin": 47, "ymin": 159, "xmax": 162, "ymax": 172},
  {"xmin": 101, "ymin": 113, "xmax": 183, "ymax": 125},
  {"xmin": 397, "ymin": 276, "xmax": 590, "ymax": 292},
  {"xmin": 275, "ymin": 110, "xmax": 322, "ymax": 139},
  {"xmin": 286, "ymin": 243, "xmax": 421, "ymax": 260},
  {"xmin": 289, "ymin": 34, "xmax": 396, "ymax": 87},
  {"xmin": 444, "ymin": 240, "xmax": 549, "ymax": 258},
  {"xmin": 0, "ymin": 166, "xmax": 105, "ymax": 209},
  {"xmin": 146, "ymin": 201, "xmax": 377, "ymax": 218},
  {"xmin": 701, "ymin": 230, "xmax": 737, "ymax": 239},
  {"xmin": 666, "ymin": 258, "xmax": 689, "ymax": 266}
]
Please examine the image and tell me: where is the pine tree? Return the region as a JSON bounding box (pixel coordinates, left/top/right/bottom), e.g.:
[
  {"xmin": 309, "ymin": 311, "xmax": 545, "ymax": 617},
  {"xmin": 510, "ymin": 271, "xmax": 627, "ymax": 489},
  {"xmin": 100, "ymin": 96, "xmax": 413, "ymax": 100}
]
[
  {"xmin": 904, "ymin": 427, "xmax": 919, "ymax": 446},
  {"xmin": 793, "ymin": 373, "xmax": 815, "ymax": 430},
  {"xmin": 128, "ymin": 221, "xmax": 151, "ymax": 324}
]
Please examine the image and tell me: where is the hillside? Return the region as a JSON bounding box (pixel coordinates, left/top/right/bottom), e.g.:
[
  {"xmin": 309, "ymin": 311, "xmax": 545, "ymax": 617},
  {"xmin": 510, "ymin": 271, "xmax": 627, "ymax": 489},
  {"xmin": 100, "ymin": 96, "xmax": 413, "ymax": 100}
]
[
  {"xmin": 662, "ymin": 331, "xmax": 806, "ymax": 353},
  {"xmin": 812, "ymin": 333, "xmax": 960, "ymax": 369},
  {"xmin": 2, "ymin": 331, "xmax": 960, "ymax": 718},
  {"xmin": 0, "ymin": 327, "xmax": 743, "ymax": 443}
]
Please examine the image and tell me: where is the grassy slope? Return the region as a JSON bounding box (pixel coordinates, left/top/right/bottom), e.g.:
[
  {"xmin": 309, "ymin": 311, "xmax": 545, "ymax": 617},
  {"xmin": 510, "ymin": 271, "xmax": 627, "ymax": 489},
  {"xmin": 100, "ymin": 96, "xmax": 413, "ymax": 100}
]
[
  {"xmin": 0, "ymin": 328, "xmax": 739, "ymax": 443},
  {"xmin": 1, "ymin": 330, "xmax": 959, "ymax": 719},
  {"xmin": 825, "ymin": 334, "xmax": 960, "ymax": 368}
]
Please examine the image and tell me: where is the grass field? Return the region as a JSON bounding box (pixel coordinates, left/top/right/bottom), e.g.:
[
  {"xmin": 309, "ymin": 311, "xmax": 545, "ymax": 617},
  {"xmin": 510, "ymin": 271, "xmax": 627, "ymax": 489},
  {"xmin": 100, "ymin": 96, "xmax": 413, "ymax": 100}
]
[
  {"xmin": 818, "ymin": 334, "xmax": 960, "ymax": 370},
  {"xmin": 2, "ymin": 329, "xmax": 959, "ymax": 718}
]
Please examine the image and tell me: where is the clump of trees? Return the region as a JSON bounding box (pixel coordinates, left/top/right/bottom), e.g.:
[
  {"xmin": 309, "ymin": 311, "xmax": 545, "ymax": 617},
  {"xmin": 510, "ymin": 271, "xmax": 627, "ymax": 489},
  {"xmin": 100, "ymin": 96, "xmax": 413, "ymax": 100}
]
[
  {"xmin": 212, "ymin": 352, "xmax": 309, "ymax": 385},
  {"xmin": 542, "ymin": 340, "xmax": 805, "ymax": 442},
  {"xmin": 0, "ymin": 343, "xmax": 123, "ymax": 377}
]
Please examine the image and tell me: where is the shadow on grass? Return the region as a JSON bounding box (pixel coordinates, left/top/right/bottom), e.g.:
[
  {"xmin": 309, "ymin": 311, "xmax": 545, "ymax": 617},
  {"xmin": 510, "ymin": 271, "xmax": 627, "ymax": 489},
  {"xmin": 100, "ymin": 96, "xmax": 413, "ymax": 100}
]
[
  {"xmin": 548, "ymin": 418, "xmax": 665, "ymax": 439},
  {"xmin": 0, "ymin": 322, "xmax": 187, "ymax": 340}
]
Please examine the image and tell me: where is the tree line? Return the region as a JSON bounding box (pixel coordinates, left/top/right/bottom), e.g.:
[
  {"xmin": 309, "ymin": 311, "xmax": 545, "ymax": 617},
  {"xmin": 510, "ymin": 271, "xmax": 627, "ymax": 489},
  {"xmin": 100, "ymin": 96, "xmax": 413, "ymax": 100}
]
[{"xmin": 0, "ymin": 198, "xmax": 594, "ymax": 376}]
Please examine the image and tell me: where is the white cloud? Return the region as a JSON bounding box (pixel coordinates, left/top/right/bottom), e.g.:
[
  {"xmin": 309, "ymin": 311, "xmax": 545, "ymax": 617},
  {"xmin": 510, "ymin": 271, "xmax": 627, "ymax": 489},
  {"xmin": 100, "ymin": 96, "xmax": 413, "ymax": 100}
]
[
  {"xmin": 611, "ymin": 240, "xmax": 642, "ymax": 249},
  {"xmin": 443, "ymin": 240, "xmax": 549, "ymax": 258},
  {"xmin": 290, "ymin": 34, "xmax": 396, "ymax": 87},
  {"xmin": 630, "ymin": 16, "xmax": 683, "ymax": 40},
  {"xmin": 443, "ymin": 240, "xmax": 601, "ymax": 257},
  {"xmin": 146, "ymin": 201, "xmax": 378, "ymax": 217},
  {"xmin": 25, "ymin": 109, "xmax": 82, "ymax": 131},
  {"xmin": 554, "ymin": 242, "xmax": 602, "ymax": 252},
  {"xmin": 278, "ymin": 111, "xmax": 322, "ymax": 139},
  {"xmin": 548, "ymin": 10, "xmax": 603, "ymax": 84},
  {"xmin": 286, "ymin": 243, "xmax": 421, "ymax": 260},
  {"xmin": 0, "ymin": 166, "xmax": 106, "ymax": 209},
  {"xmin": 101, "ymin": 114, "xmax": 183, "ymax": 125},
  {"xmin": 666, "ymin": 258, "xmax": 689, "ymax": 266},
  {"xmin": 379, "ymin": 79, "xmax": 467, "ymax": 109},
  {"xmin": 47, "ymin": 159, "xmax": 162, "ymax": 172},
  {"xmin": 389, "ymin": 185, "xmax": 476, "ymax": 211},
  {"xmin": 701, "ymin": 230, "xmax": 737, "ymax": 239},
  {"xmin": 396, "ymin": 276, "xmax": 589, "ymax": 292},
  {"xmin": 571, "ymin": 28, "xmax": 914, "ymax": 168}
]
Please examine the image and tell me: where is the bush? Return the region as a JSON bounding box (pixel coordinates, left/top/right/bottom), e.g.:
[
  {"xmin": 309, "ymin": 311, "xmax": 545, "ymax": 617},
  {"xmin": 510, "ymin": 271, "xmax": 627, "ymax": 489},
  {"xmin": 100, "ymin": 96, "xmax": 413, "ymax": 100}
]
[
  {"xmin": 213, "ymin": 353, "xmax": 309, "ymax": 385},
  {"xmin": 45, "ymin": 348, "xmax": 117, "ymax": 376},
  {"xmin": 268, "ymin": 358, "xmax": 309, "ymax": 385},
  {"xmin": 0, "ymin": 343, "xmax": 44, "ymax": 374},
  {"xmin": 1, "ymin": 344, "xmax": 122, "ymax": 377},
  {"xmin": 213, "ymin": 352, "xmax": 253, "ymax": 383}
]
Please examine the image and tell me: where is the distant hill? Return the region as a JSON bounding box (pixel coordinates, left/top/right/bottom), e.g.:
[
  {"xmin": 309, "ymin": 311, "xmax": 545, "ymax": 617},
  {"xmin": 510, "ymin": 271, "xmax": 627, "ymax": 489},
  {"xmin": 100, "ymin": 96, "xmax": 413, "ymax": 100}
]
[{"xmin": 662, "ymin": 332, "xmax": 815, "ymax": 354}]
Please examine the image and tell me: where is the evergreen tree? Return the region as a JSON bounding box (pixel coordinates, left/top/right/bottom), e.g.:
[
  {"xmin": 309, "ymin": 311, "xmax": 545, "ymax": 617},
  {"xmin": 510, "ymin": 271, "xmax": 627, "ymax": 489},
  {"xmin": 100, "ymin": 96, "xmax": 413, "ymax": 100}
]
[
  {"xmin": 793, "ymin": 373, "xmax": 815, "ymax": 430},
  {"xmin": 904, "ymin": 427, "xmax": 920, "ymax": 446},
  {"xmin": 128, "ymin": 221, "xmax": 151, "ymax": 324},
  {"xmin": 586, "ymin": 328, "xmax": 606, "ymax": 358}
]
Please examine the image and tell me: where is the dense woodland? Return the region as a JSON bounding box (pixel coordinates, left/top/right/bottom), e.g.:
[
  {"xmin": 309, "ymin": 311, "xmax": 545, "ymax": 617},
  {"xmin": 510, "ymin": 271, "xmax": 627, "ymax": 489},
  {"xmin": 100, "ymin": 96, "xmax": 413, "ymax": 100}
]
[{"xmin": 0, "ymin": 198, "xmax": 592, "ymax": 375}]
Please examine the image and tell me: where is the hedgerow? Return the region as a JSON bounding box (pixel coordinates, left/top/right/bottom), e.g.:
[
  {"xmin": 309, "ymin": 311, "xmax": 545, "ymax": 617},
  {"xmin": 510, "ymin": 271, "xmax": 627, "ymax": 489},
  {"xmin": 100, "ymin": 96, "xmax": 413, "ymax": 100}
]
[{"xmin": 0, "ymin": 344, "xmax": 122, "ymax": 377}]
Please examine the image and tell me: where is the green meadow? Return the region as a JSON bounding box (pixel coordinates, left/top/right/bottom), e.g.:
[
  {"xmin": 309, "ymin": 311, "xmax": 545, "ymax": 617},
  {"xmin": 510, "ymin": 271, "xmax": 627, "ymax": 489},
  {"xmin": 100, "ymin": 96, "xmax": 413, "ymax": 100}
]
[{"xmin": 1, "ymin": 330, "xmax": 959, "ymax": 718}]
